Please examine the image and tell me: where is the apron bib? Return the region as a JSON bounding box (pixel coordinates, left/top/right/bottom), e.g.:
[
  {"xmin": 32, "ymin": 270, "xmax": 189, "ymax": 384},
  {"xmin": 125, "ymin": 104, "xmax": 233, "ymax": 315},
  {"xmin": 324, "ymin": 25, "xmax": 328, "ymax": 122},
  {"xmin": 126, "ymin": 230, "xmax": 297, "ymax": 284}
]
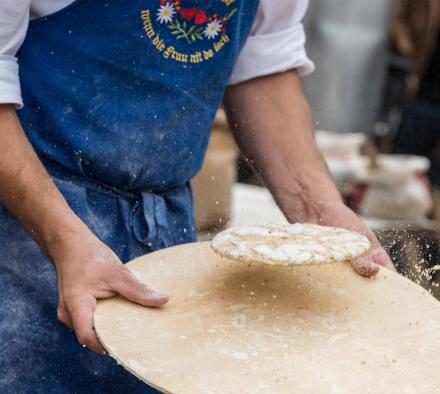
[
  {"xmin": 0, "ymin": 0, "xmax": 259, "ymax": 391},
  {"xmin": 17, "ymin": 0, "xmax": 259, "ymax": 250}
]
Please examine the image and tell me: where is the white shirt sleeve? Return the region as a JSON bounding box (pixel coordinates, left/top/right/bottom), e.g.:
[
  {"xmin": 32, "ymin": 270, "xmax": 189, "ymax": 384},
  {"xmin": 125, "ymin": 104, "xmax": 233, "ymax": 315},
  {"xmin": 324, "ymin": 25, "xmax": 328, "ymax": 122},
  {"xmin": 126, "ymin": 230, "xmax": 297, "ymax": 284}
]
[
  {"xmin": 0, "ymin": 0, "xmax": 32, "ymax": 108},
  {"xmin": 229, "ymin": 0, "xmax": 315, "ymax": 85}
]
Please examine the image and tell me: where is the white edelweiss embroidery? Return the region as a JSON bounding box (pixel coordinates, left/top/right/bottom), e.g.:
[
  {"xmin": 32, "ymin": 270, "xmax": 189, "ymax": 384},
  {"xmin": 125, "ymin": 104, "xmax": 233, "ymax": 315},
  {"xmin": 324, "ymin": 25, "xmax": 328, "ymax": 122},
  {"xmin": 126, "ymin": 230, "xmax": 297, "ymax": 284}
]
[
  {"xmin": 204, "ymin": 20, "xmax": 222, "ymax": 40},
  {"xmin": 157, "ymin": 2, "xmax": 176, "ymax": 24}
]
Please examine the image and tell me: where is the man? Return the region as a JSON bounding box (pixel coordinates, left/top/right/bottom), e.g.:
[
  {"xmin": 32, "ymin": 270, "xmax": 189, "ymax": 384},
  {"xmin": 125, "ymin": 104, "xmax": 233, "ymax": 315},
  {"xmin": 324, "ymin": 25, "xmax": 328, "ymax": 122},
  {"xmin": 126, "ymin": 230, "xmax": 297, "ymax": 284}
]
[{"xmin": 0, "ymin": 0, "xmax": 394, "ymax": 392}]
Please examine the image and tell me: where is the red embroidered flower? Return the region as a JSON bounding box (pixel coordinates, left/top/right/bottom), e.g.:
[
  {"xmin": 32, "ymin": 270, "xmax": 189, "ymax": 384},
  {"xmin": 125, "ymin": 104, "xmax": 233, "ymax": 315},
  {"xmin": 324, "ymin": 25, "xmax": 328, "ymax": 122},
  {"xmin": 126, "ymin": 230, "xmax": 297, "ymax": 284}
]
[
  {"xmin": 180, "ymin": 7, "xmax": 197, "ymax": 21},
  {"xmin": 194, "ymin": 10, "xmax": 208, "ymax": 25}
]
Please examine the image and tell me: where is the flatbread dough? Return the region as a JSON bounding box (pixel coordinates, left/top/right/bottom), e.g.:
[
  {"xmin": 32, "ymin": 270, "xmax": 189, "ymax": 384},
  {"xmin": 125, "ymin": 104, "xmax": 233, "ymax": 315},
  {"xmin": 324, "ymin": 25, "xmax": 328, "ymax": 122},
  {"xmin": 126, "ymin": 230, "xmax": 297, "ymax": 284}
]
[
  {"xmin": 211, "ymin": 223, "xmax": 370, "ymax": 265},
  {"xmin": 94, "ymin": 242, "xmax": 440, "ymax": 394}
]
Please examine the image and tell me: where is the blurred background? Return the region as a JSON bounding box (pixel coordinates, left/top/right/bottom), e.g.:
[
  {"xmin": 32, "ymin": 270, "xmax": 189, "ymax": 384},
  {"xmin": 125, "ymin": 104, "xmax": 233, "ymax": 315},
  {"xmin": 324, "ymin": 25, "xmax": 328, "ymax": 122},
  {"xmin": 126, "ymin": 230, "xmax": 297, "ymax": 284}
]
[{"xmin": 193, "ymin": 0, "xmax": 440, "ymax": 299}]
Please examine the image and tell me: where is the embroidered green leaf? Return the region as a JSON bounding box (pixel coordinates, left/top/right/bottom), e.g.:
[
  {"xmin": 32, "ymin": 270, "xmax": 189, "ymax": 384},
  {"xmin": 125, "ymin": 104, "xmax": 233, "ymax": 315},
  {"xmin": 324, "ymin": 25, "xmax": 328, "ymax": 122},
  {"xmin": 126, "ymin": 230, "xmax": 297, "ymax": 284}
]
[
  {"xmin": 192, "ymin": 30, "xmax": 203, "ymax": 41},
  {"xmin": 167, "ymin": 18, "xmax": 204, "ymax": 44},
  {"xmin": 224, "ymin": 8, "xmax": 237, "ymax": 21}
]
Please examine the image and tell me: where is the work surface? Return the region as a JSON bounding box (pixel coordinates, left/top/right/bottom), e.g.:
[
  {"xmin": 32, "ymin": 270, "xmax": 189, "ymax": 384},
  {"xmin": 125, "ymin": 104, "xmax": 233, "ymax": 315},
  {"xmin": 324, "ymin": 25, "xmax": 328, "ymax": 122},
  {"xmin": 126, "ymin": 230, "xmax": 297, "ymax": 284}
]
[{"xmin": 95, "ymin": 242, "xmax": 440, "ymax": 393}]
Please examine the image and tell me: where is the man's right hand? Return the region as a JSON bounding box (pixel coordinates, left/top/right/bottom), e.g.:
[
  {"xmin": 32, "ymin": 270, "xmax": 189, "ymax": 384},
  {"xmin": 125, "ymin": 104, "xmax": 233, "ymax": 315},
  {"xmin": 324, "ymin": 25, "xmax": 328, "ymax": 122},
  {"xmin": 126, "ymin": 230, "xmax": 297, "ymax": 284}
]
[{"xmin": 49, "ymin": 226, "xmax": 169, "ymax": 354}]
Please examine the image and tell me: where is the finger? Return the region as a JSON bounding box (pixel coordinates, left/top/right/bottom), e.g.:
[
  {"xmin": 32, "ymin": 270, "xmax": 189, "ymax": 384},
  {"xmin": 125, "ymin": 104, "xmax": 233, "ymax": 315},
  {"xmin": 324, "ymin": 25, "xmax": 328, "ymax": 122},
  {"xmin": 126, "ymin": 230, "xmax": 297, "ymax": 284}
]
[
  {"xmin": 361, "ymin": 227, "xmax": 396, "ymax": 272},
  {"xmin": 57, "ymin": 306, "xmax": 73, "ymax": 329},
  {"xmin": 370, "ymin": 246, "xmax": 396, "ymax": 271},
  {"xmin": 112, "ymin": 269, "xmax": 169, "ymax": 307},
  {"xmin": 68, "ymin": 295, "xmax": 106, "ymax": 354},
  {"xmin": 350, "ymin": 253, "xmax": 380, "ymax": 277}
]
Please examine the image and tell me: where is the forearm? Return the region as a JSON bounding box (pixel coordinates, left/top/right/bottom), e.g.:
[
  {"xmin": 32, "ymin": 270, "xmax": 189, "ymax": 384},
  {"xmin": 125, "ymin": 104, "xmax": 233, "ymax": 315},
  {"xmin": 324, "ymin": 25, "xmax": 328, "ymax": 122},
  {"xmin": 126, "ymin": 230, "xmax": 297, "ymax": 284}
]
[
  {"xmin": 0, "ymin": 104, "xmax": 87, "ymax": 255},
  {"xmin": 224, "ymin": 70, "xmax": 342, "ymax": 223}
]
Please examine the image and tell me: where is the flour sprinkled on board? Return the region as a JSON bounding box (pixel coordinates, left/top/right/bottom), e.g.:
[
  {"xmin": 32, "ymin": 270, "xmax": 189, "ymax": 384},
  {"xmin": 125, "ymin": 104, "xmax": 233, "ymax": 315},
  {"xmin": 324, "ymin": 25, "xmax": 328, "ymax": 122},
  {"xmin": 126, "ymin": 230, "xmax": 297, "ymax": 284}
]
[{"xmin": 211, "ymin": 223, "xmax": 371, "ymax": 266}]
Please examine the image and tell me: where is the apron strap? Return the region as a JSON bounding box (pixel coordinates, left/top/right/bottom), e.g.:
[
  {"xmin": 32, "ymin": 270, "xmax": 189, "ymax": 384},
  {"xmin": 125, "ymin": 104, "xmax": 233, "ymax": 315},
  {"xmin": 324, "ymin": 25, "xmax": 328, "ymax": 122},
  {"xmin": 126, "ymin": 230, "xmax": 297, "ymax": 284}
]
[{"xmin": 44, "ymin": 158, "xmax": 194, "ymax": 250}]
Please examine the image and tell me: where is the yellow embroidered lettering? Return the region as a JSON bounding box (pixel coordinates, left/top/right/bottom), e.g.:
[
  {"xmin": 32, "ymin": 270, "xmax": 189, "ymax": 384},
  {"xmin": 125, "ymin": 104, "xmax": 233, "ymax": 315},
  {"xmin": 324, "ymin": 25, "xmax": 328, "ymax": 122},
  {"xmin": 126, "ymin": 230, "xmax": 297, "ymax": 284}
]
[
  {"xmin": 190, "ymin": 52, "xmax": 203, "ymax": 63},
  {"xmin": 174, "ymin": 52, "xmax": 188, "ymax": 63},
  {"xmin": 153, "ymin": 34, "xmax": 165, "ymax": 52},
  {"xmin": 163, "ymin": 46, "xmax": 174, "ymax": 59},
  {"xmin": 214, "ymin": 34, "xmax": 230, "ymax": 52},
  {"xmin": 203, "ymin": 49, "xmax": 214, "ymax": 60},
  {"xmin": 141, "ymin": 10, "xmax": 155, "ymax": 39},
  {"xmin": 163, "ymin": 47, "xmax": 188, "ymax": 62},
  {"xmin": 141, "ymin": 5, "xmax": 236, "ymax": 64}
]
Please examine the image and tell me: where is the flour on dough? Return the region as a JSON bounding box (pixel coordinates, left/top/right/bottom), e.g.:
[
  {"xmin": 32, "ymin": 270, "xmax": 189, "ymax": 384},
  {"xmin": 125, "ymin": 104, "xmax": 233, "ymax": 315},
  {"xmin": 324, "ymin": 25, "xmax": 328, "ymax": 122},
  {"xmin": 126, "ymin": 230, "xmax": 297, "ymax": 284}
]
[{"xmin": 211, "ymin": 223, "xmax": 370, "ymax": 266}]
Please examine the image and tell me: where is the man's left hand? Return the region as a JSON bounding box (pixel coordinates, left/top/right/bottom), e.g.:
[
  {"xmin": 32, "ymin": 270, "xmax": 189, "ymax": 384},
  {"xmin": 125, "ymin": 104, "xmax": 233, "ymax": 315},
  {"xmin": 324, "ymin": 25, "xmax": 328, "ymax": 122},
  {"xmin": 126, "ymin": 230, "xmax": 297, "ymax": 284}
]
[{"xmin": 314, "ymin": 201, "xmax": 395, "ymax": 277}]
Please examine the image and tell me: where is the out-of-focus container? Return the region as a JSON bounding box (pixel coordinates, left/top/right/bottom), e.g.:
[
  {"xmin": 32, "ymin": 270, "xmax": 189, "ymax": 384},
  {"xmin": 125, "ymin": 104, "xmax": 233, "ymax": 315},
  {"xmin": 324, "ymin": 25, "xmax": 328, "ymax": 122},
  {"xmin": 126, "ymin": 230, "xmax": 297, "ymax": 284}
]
[
  {"xmin": 339, "ymin": 155, "xmax": 432, "ymax": 221},
  {"xmin": 315, "ymin": 131, "xmax": 432, "ymax": 220},
  {"xmin": 192, "ymin": 110, "xmax": 238, "ymax": 231},
  {"xmin": 350, "ymin": 155, "xmax": 432, "ymax": 220},
  {"xmin": 316, "ymin": 130, "xmax": 366, "ymax": 161}
]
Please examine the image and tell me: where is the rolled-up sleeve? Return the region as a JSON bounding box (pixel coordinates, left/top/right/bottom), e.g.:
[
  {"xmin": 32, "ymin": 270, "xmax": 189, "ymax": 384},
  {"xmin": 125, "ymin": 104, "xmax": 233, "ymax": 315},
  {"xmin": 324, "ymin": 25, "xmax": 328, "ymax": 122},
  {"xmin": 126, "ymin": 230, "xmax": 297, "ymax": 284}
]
[
  {"xmin": 229, "ymin": 0, "xmax": 314, "ymax": 85},
  {"xmin": 0, "ymin": 55, "xmax": 22, "ymax": 107},
  {"xmin": 0, "ymin": 1, "xmax": 31, "ymax": 108}
]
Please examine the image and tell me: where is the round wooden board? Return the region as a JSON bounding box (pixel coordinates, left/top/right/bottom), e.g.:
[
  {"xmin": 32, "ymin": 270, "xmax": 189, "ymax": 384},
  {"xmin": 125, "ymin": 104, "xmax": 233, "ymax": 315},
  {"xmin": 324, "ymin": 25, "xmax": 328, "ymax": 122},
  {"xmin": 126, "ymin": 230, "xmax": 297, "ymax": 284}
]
[{"xmin": 94, "ymin": 242, "xmax": 440, "ymax": 393}]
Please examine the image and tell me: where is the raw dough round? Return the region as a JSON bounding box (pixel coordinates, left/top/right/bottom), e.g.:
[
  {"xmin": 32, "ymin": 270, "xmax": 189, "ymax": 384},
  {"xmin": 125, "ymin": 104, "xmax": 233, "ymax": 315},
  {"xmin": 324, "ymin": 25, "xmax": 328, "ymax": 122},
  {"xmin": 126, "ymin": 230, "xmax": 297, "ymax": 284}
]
[
  {"xmin": 94, "ymin": 242, "xmax": 440, "ymax": 394},
  {"xmin": 211, "ymin": 223, "xmax": 370, "ymax": 265}
]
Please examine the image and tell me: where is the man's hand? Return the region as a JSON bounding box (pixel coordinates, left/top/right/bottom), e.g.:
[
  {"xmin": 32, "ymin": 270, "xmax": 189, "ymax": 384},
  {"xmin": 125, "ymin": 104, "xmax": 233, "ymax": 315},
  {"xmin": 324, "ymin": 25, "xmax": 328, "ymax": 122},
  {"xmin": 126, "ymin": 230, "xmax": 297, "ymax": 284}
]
[
  {"xmin": 224, "ymin": 70, "xmax": 395, "ymax": 277},
  {"xmin": 50, "ymin": 227, "xmax": 169, "ymax": 354},
  {"xmin": 311, "ymin": 201, "xmax": 395, "ymax": 276}
]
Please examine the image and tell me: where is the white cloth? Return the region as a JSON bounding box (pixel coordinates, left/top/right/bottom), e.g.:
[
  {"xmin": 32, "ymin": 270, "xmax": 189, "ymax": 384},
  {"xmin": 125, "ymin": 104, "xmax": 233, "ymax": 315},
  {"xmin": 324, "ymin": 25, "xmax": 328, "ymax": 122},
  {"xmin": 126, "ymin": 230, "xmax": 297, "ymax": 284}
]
[{"xmin": 0, "ymin": 0, "xmax": 314, "ymax": 108}]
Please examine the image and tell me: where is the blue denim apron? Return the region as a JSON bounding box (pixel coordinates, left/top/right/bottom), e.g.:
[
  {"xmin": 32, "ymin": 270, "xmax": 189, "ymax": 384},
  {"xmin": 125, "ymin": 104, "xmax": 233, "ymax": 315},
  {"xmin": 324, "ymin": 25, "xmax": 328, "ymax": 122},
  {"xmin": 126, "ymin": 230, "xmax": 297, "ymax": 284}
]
[{"xmin": 0, "ymin": 0, "xmax": 259, "ymax": 392}]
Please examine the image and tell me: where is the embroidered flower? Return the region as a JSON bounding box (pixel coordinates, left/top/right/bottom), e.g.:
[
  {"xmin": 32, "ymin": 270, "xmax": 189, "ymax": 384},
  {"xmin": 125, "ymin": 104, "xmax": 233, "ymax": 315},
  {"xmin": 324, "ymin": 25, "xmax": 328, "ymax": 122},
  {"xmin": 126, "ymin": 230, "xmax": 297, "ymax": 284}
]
[
  {"xmin": 157, "ymin": 2, "xmax": 176, "ymax": 24},
  {"xmin": 203, "ymin": 19, "xmax": 222, "ymax": 40}
]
